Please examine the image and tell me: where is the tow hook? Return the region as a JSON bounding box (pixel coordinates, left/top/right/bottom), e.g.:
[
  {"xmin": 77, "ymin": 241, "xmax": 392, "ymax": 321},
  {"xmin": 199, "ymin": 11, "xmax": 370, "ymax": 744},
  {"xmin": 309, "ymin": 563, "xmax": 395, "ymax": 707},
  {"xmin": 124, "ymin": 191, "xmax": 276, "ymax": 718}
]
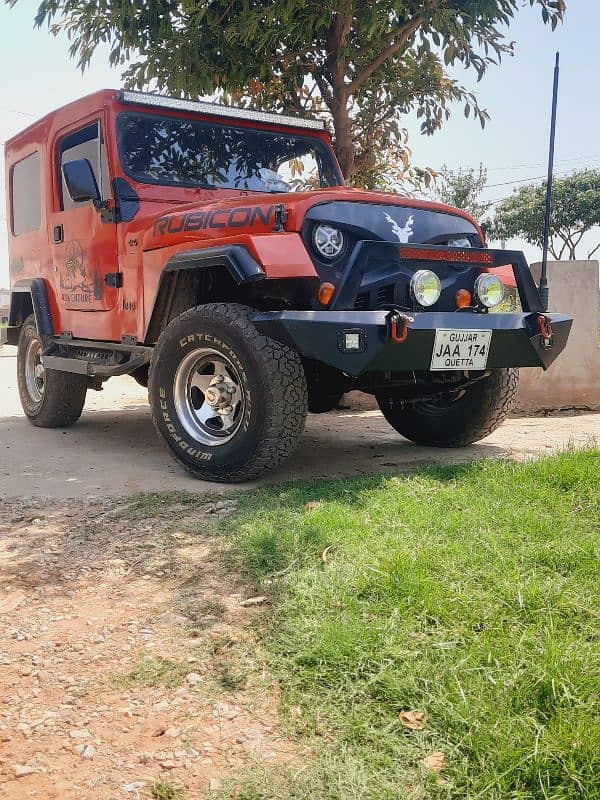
[
  {"xmin": 388, "ymin": 311, "xmax": 414, "ymax": 344},
  {"xmin": 536, "ymin": 314, "xmax": 554, "ymax": 350}
]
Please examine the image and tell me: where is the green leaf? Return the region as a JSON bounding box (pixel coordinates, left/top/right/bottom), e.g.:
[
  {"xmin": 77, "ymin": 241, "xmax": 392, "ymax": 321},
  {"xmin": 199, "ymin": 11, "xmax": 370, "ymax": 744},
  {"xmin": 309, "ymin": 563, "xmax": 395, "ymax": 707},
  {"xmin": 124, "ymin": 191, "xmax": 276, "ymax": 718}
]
[{"xmin": 13, "ymin": 0, "xmax": 567, "ymax": 183}]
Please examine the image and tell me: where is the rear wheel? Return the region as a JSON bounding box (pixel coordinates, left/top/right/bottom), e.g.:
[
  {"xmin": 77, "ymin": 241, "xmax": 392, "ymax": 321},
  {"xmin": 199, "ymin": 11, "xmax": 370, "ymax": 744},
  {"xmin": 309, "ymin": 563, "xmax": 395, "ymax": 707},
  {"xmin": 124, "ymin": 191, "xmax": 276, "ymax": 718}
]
[
  {"xmin": 376, "ymin": 368, "xmax": 519, "ymax": 447},
  {"xmin": 17, "ymin": 315, "xmax": 87, "ymax": 427},
  {"xmin": 148, "ymin": 303, "xmax": 307, "ymax": 482}
]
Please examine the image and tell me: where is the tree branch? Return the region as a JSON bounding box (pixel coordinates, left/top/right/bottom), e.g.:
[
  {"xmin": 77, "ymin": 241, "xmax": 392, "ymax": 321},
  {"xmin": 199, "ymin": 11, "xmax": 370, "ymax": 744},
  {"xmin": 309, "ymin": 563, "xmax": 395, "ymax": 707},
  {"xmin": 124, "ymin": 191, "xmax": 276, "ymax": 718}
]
[
  {"xmin": 564, "ymin": 231, "xmax": 582, "ymax": 259},
  {"xmin": 324, "ymin": 11, "xmax": 352, "ymax": 91},
  {"xmin": 301, "ymin": 79, "xmax": 318, "ymax": 111},
  {"xmin": 587, "ymin": 242, "xmax": 600, "ymax": 259},
  {"xmin": 556, "ymin": 232, "xmax": 570, "ymax": 260},
  {"xmin": 562, "ymin": 238, "xmax": 574, "ymax": 260},
  {"xmin": 572, "ymin": 229, "xmax": 586, "ymax": 252},
  {"xmin": 313, "ymin": 72, "xmax": 333, "ymax": 106},
  {"xmin": 347, "ymin": 14, "xmax": 424, "ymax": 94}
]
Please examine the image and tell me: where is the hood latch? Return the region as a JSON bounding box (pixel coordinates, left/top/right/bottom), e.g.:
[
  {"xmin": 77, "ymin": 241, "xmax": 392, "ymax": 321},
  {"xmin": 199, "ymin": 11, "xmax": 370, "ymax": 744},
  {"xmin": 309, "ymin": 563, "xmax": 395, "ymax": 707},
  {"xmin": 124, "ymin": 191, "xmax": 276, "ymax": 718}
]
[{"xmin": 273, "ymin": 203, "xmax": 288, "ymax": 232}]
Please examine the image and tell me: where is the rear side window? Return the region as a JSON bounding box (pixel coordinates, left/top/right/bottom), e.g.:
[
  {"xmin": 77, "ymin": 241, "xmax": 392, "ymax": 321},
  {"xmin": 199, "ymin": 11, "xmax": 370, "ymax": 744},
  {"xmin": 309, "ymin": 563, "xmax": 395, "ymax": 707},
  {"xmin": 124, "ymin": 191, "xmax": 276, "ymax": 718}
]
[
  {"xmin": 59, "ymin": 121, "xmax": 110, "ymax": 210},
  {"xmin": 11, "ymin": 152, "xmax": 41, "ymax": 236}
]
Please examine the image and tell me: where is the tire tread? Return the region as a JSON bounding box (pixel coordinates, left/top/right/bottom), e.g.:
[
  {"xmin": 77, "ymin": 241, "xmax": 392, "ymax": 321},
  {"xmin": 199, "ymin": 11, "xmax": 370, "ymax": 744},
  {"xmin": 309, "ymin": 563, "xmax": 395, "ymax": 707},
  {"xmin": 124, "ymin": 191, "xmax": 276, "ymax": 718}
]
[
  {"xmin": 377, "ymin": 368, "xmax": 519, "ymax": 447},
  {"xmin": 148, "ymin": 303, "xmax": 307, "ymax": 481},
  {"xmin": 17, "ymin": 316, "xmax": 87, "ymax": 428}
]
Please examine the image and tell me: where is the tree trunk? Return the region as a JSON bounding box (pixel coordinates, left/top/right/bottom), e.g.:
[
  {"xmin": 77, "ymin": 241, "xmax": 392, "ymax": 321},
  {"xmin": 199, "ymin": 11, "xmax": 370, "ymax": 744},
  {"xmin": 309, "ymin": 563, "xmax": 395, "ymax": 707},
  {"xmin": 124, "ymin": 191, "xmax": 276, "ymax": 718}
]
[
  {"xmin": 330, "ymin": 95, "xmax": 355, "ymax": 179},
  {"xmin": 324, "ymin": 13, "xmax": 354, "ymax": 180}
]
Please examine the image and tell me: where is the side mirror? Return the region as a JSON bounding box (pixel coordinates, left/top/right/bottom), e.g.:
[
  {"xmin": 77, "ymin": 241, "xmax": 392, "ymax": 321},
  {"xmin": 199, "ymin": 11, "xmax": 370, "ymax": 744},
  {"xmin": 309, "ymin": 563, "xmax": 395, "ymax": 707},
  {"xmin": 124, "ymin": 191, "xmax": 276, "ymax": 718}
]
[{"xmin": 62, "ymin": 159, "xmax": 100, "ymax": 205}]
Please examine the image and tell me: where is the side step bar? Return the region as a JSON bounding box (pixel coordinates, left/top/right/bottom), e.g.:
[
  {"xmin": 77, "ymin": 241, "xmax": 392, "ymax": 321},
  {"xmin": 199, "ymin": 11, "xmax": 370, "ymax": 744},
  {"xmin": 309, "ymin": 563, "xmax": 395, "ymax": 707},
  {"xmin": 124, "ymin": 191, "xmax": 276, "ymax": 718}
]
[
  {"xmin": 43, "ymin": 353, "xmax": 150, "ymax": 377},
  {"xmin": 41, "ymin": 338, "xmax": 154, "ymax": 378}
]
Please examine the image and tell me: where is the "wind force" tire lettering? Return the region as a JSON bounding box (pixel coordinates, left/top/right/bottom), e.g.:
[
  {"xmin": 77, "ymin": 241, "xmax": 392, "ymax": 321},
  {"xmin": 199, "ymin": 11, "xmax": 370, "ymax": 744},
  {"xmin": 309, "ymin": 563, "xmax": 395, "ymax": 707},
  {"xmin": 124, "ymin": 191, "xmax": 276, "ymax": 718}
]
[{"xmin": 158, "ymin": 387, "xmax": 213, "ymax": 460}]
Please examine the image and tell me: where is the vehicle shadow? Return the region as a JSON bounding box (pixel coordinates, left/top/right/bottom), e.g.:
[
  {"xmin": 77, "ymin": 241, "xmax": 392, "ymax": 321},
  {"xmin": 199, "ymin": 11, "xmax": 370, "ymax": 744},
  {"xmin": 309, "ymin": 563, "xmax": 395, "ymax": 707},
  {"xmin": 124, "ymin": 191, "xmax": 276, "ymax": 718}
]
[{"xmin": 0, "ymin": 403, "xmax": 511, "ymax": 498}]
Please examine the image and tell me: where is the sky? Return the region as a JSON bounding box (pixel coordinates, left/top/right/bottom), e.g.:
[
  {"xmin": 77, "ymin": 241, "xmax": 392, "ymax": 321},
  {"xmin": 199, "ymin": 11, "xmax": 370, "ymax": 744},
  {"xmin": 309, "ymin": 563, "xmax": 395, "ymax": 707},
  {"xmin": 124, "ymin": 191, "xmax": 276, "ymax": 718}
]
[{"xmin": 1, "ymin": 1, "xmax": 598, "ymax": 288}]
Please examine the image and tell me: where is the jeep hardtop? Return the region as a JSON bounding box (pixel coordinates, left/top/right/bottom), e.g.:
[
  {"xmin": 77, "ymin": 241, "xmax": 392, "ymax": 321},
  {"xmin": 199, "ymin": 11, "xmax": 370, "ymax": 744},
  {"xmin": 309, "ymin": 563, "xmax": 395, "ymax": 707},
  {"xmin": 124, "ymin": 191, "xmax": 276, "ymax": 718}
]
[{"xmin": 5, "ymin": 89, "xmax": 572, "ymax": 481}]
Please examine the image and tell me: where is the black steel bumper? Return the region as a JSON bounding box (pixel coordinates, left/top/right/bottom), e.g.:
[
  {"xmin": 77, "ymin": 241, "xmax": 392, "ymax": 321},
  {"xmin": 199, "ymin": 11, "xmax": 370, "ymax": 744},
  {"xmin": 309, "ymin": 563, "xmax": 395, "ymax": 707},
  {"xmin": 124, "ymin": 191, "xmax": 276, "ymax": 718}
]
[{"xmin": 252, "ymin": 310, "xmax": 572, "ymax": 378}]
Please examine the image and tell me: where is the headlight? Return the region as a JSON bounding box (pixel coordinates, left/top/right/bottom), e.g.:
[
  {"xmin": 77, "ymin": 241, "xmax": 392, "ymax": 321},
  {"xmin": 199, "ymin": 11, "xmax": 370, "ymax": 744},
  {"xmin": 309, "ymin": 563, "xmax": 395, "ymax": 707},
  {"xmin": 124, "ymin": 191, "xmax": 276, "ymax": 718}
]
[
  {"xmin": 447, "ymin": 237, "xmax": 472, "ymax": 248},
  {"xmin": 475, "ymin": 274, "xmax": 505, "ymax": 308},
  {"xmin": 411, "ymin": 269, "xmax": 441, "ymax": 307},
  {"xmin": 312, "ymin": 224, "xmax": 345, "ymax": 259}
]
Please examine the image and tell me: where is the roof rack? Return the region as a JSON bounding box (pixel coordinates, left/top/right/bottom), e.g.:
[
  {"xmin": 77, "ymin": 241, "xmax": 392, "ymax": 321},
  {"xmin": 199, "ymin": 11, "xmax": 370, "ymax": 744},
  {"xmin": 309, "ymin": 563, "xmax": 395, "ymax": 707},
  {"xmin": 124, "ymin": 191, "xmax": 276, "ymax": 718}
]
[{"xmin": 118, "ymin": 90, "xmax": 327, "ymax": 132}]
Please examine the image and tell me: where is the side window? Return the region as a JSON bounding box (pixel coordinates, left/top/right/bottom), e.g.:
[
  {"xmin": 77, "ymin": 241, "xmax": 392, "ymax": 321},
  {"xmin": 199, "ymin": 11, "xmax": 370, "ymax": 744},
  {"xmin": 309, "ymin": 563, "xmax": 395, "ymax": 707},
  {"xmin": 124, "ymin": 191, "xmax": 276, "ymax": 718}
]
[
  {"xmin": 11, "ymin": 152, "xmax": 41, "ymax": 236},
  {"xmin": 59, "ymin": 121, "xmax": 110, "ymax": 210}
]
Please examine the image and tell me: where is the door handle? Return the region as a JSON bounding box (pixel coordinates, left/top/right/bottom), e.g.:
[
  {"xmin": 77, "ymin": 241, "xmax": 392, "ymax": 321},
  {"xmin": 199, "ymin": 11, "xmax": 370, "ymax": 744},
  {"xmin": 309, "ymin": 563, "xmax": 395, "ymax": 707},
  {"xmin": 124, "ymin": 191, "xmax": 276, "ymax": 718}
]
[{"xmin": 53, "ymin": 224, "xmax": 64, "ymax": 244}]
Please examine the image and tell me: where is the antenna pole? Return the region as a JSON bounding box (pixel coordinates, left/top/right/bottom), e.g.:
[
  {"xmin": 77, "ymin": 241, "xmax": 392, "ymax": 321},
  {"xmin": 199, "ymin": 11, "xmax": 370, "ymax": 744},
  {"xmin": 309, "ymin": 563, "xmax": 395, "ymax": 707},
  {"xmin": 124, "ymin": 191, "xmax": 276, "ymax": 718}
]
[{"xmin": 540, "ymin": 52, "xmax": 560, "ymax": 312}]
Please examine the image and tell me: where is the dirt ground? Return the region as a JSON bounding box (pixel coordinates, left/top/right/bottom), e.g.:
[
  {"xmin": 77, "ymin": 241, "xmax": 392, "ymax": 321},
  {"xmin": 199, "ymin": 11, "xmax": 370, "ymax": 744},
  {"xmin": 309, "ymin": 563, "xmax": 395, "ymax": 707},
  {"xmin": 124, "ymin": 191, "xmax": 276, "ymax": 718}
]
[
  {"xmin": 0, "ymin": 494, "xmax": 299, "ymax": 799},
  {"xmin": 1, "ymin": 349, "xmax": 599, "ymax": 499}
]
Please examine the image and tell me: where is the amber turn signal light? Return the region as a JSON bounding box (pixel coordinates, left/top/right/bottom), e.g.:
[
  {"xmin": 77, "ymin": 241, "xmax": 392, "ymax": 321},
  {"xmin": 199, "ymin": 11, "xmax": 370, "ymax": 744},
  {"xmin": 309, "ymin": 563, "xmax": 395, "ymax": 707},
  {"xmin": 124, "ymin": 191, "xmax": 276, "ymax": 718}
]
[
  {"xmin": 455, "ymin": 289, "xmax": 472, "ymax": 309},
  {"xmin": 317, "ymin": 282, "xmax": 336, "ymax": 306}
]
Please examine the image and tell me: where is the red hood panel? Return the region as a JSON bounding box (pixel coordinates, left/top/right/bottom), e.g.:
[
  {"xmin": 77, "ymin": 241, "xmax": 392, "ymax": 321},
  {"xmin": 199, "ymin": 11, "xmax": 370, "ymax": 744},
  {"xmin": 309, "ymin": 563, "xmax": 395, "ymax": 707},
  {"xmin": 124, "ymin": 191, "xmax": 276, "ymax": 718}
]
[{"xmin": 142, "ymin": 187, "xmax": 481, "ymax": 251}]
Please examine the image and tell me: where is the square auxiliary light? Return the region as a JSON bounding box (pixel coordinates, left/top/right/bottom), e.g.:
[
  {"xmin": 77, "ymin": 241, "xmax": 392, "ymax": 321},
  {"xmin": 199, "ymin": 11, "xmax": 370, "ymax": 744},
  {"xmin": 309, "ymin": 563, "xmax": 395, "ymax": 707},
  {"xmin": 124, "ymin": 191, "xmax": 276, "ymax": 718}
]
[
  {"xmin": 345, "ymin": 332, "xmax": 361, "ymax": 350},
  {"xmin": 338, "ymin": 329, "xmax": 365, "ymax": 353}
]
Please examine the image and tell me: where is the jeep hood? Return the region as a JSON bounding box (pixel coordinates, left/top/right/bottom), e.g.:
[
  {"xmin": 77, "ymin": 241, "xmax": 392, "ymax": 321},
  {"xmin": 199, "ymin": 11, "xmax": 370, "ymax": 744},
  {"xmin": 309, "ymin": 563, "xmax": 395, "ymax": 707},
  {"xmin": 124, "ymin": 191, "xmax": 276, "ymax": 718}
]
[{"xmin": 142, "ymin": 187, "xmax": 483, "ymax": 252}]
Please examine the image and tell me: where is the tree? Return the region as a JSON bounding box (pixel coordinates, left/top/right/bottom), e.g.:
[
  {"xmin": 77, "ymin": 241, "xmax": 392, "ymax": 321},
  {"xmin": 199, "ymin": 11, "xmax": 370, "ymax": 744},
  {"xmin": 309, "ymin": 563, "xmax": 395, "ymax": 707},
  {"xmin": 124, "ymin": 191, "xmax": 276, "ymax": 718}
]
[
  {"xmin": 15, "ymin": 0, "xmax": 565, "ymax": 183},
  {"xmin": 435, "ymin": 164, "xmax": 492, "ymax": 220},
  {"xmin": 492, "ymin": 170, "xmax": 600, "ymax": 260}
]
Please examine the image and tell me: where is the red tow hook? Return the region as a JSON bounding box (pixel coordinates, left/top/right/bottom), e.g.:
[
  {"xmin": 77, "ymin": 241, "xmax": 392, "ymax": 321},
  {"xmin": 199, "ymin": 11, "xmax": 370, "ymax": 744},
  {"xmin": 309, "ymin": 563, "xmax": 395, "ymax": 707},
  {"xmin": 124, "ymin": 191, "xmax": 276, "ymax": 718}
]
[
  {"xmin": 389, "ymin": 312, "xmax": 414, "ymax": 344},
  {"xmin": 536, "ymin": 314, "xmax": 554, "ymax": 350}
]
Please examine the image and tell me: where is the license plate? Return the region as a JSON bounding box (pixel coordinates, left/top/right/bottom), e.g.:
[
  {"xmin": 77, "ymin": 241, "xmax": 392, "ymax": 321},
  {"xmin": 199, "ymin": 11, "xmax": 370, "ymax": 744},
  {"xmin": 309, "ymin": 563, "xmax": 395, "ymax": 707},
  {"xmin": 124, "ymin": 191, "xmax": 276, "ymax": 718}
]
[{"xmin": 430, "ymin": 329, "xmax": 492, "ymax": 371}]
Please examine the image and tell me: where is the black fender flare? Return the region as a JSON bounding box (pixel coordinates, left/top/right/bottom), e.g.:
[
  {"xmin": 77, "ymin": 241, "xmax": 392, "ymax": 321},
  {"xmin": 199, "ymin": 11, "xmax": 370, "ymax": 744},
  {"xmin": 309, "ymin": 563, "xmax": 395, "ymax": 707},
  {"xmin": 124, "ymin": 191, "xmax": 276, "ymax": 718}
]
[
  {"xmin": 145, "ymin": 244, "xmax": 265, "ymax": 343},
  {"xmin": 163, "ymin": 244, "xmax": 265, "ymax": 282},
  {"xmin": 7, "ymin": 278, "xmax": 53, "ymax": 345}
]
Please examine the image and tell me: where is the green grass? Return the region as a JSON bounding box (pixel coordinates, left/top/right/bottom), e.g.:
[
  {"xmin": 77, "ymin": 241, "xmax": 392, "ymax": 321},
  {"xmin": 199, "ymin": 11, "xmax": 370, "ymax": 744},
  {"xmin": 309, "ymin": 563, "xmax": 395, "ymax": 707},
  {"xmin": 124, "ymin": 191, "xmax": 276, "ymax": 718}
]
[
  {"xmin": 220, "ymin": 450, "xmax": 600, "ymax": 800},
  {"xmin": 110, "ymin": 656, "xmax": 189, "ymax": 690},
  {"xmin": 120, "ymin": 491, "xmax": 203, "ymax": 520},
  {"xmin": 151, "ymin": 777, "xmax": 185, "ymax": 800}
]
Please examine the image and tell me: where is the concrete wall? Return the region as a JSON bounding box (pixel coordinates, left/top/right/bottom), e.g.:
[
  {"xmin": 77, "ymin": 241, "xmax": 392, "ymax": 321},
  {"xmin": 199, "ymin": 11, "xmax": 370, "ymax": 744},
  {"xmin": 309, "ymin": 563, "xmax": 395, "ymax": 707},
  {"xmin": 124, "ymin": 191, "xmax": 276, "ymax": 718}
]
[{"xmin": 516, "ymin": 261, "xmax": 600, "ymax": 411}]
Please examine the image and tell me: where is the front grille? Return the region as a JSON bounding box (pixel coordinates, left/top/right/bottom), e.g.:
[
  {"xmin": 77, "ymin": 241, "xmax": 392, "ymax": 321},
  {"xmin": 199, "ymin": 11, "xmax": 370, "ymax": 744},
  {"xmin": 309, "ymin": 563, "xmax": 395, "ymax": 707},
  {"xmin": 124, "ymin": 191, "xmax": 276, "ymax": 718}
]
[
  {"xmin": 353, "ymin": 292, "xmax": 370, "ymax": 310},
  {"xmin": 376, "ymin": 284, "xmax": 394, "ymax": 306},
  {"xmin": 353, "ymin": 283, "xmax": 396, "ymax": 310}
]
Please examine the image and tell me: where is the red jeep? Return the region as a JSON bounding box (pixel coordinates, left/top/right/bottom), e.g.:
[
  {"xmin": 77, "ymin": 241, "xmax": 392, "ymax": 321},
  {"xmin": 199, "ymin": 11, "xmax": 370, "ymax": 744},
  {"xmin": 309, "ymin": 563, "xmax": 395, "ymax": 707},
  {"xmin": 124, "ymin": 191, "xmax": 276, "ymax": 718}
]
[{"xmin": 5, "ymin": 89, "xmax": 571, "ymax": 481}]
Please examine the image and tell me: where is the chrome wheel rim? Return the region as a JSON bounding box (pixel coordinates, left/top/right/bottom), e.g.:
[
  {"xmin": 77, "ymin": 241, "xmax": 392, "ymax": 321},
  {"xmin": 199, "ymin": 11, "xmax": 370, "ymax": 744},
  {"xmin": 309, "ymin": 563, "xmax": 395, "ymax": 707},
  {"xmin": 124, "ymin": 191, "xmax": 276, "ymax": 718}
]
[
  {"xmin": 173, "ymin": 348, "xmax": 245, "ymax": 446},
  {"xmin": 25, "ymin": 338, "xmax": 45, "ymax": 403}
]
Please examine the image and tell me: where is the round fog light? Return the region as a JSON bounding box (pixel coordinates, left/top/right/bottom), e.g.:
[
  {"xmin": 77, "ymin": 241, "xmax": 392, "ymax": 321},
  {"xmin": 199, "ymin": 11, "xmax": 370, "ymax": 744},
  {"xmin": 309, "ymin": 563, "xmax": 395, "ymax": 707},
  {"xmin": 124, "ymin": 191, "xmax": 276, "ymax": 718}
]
[
  {"xmin": 411, "ymin": 269, "xmax": 441, "ymax": 307},
  {"xmin": 475, "ymin": 274, "xmax": 505, "ymax": 308},
  {"xmin": 312, "ymin": 224, "xmax": 345, "ymax": 259}
]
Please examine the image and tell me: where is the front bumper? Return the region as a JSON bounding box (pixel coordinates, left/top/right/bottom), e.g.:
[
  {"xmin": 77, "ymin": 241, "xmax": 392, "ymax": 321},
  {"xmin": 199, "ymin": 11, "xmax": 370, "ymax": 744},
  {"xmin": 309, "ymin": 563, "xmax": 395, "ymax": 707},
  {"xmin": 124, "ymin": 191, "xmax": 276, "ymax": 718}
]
[{"xmin": 252, "ymin": 310, "xmax": 572, "ymax": 378}]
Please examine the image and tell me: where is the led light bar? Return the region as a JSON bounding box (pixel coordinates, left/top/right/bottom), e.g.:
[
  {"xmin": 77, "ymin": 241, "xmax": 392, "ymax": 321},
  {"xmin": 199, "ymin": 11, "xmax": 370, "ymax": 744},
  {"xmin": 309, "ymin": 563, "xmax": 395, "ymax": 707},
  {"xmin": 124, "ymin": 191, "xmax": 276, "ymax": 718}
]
[
  {"xmin": 399, "ymin": 246, "xmax": 494, "ymax": 265},
  {"xmin": 118, "ymin": 90, "xmax": 327, "ymax": 131}
]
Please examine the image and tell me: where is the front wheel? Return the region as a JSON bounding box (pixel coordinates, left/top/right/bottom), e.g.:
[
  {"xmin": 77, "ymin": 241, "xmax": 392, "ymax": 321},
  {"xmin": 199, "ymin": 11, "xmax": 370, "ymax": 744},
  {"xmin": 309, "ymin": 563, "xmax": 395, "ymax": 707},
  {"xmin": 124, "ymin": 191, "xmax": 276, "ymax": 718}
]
[
  {"xmin": 376, "ymin": 368, "xmax": 519, "ymax": 447},
  {"xmin": 148, "ymin": 303, "xmax": 308, "ymax": 482}
]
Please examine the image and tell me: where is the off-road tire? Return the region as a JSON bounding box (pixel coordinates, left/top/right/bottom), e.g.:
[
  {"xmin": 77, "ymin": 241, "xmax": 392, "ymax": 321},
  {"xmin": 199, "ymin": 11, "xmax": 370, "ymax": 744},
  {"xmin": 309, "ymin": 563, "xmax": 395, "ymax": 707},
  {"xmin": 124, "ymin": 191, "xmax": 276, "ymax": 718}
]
[
  {"xmin": 17, "ymin": 315, "xmax": 87, "ymax": 427},
  {"xmin": 148, "ymin": 303, "xmax": 307, "ymax": 482},
  {"xmin": 376, "ymin": 368, "xmax": 519, "ymax": 447}
]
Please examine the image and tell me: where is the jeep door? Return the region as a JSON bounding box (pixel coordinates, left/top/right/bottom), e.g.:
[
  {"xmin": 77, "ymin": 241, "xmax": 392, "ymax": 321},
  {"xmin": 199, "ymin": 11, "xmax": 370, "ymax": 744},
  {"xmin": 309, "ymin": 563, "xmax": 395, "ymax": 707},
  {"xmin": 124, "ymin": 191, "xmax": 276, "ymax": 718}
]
[{"xmin": 50, "ymin": 119, "xmax": 119, "ymax": 313}]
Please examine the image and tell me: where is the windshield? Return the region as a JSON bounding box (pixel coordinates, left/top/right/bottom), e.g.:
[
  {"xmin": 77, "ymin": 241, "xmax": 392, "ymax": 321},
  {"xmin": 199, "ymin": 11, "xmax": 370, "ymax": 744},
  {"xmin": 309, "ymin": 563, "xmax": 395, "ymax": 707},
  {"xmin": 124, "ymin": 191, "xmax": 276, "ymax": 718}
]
[{"xmin": 117, "ymin": 112, "xmax": 341, "ymax": 193}]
